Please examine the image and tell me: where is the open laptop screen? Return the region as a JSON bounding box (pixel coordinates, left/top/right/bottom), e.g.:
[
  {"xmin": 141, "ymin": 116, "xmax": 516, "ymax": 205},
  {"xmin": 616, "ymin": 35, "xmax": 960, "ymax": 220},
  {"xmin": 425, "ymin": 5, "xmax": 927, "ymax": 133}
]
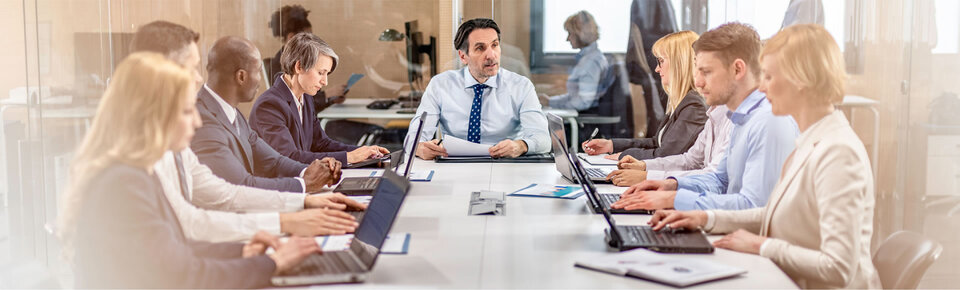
[
  {"xmin": 401, "ymin": 111, "xmax": 428, "ymax": 177},
  {"xmin": 351, "ymin": 170, "xmax": 410, "ymax": 267}
]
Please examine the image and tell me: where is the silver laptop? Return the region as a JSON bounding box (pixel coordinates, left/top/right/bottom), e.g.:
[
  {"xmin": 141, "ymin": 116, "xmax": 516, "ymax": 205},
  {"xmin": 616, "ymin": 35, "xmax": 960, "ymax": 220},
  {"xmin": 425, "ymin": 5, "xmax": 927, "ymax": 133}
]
[
  {"xmin": 546, "ymin": 113, "xmax": 613, "ymax": 183},
  {"xmin": 271, "ymin": 170, "xmax": 411, "ymax": 286}
]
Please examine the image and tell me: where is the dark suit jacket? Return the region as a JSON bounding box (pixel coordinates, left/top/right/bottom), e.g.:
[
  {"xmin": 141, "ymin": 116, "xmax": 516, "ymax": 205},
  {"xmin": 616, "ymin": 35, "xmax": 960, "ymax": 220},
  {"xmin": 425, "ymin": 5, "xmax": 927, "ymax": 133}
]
[
  {"xmin": 192, "ymin": 87, "xmax": 307, "ymax": 192},
  {"xmin": 612, "ymin": 90, "xmax": 707, "ymax": 160},
  {"xmin": 249, "ymin": 76, "xmax": 358, "ymax": 164},
  {"xmin": 74, "ymin": 164, "xmax": 275, "ymax": 288}
]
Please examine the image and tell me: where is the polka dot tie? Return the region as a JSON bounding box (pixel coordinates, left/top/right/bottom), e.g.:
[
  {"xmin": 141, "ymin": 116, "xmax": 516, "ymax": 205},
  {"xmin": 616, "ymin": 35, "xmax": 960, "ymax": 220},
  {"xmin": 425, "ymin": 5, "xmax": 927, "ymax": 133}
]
[{"xmin": 467, "ymin": 84, "xmax": 488, "ymax": 144}]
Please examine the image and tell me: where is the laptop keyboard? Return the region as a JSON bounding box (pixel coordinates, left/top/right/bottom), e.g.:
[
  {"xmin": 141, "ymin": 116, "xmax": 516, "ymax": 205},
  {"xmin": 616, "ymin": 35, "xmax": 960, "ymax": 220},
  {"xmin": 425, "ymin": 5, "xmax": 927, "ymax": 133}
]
[
  {"xmin": 599, "ymin": 193, "xmax": 619, "ymax": 206},
  {"xmin": 584, "ymin": 167, "xmax": 609, "ymax": 179},
  {"xmin": 350, "ymin": 211, "xmax": 365, "ymax": 221},
  {"xmin": 358, "ymin": 178, "xmax": 379, "ymax": 190},
  {"xmin": 619, "ymin": 226, "xmax": 681, "ymax": 246},
  {"xmin": 283, "ymin": 251, "xmax": 358, "ymax": 276}
]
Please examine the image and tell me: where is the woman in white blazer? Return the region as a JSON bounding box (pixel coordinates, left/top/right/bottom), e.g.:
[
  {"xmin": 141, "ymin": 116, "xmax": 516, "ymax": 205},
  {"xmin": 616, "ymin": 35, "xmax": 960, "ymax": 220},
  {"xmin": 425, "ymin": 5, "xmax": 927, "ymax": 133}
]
[{"xmin": 646, "ymin": 24, "xmax": 882, "ymax": 289}]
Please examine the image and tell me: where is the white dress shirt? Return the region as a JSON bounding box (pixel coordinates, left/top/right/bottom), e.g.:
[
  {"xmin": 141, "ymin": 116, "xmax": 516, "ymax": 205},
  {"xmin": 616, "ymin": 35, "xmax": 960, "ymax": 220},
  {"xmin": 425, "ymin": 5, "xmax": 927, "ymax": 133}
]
[
  {"xmin": 204, "ymin": 84, "xmax": 307, "ymax": 191},
  {"xmin": 643, "ymin": 105, "xmax": 733, "ymax": 180},
  {"xmin": 153, "ymin": 149, "xmax": 305, "ymax": 242},
  {"xmin": 405, "ymin": 67, "xmax": 550, "ymax": 154}
]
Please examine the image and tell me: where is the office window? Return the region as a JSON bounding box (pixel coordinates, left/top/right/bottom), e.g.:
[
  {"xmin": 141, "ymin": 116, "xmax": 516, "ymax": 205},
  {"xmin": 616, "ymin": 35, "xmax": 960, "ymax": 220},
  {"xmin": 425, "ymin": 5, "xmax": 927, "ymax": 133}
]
[
  {"xmin": 541, "ymin": 0, "xmax": 632, "ymax": 54},
  {"xmin": 932, "ymin": 0, "xmax": 959, "ymax": 54},
  {"xmin": 706, "ymin": 0, "xmax": 845, "ymax": 51}
]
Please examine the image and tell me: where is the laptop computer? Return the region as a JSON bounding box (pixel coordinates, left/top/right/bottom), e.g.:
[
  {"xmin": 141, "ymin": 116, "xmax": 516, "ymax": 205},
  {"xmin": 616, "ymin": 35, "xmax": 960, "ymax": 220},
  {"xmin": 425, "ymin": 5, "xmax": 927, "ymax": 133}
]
[
  {"xmin": 546, "ymin": 113, "xmax": 612, "ymax": 183},
  {"xmin": 334, "ymin": 111, "xmax": 426, "ymax": 196},
  {"xmin": 272, "ymin": 169, "xmax": 411, "ymax": 286},
  {"xmin": 569, "ymin": 155, "xmax": 714, "ymax": 253},
  {"xmin": 344, "ymin": 149, "xmax": 404, "ymax": 169},
  {"xmin": 562, "ymin": 142, "xmax": 652, "ymax": 215}
]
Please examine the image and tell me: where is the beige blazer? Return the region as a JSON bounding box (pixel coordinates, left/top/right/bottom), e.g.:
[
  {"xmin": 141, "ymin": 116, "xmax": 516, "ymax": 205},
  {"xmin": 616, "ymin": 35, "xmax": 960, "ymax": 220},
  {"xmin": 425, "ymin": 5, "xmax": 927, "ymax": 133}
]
[{"xmin": 707, "ymin": 110, "xmax": 882, "ymax": 289}]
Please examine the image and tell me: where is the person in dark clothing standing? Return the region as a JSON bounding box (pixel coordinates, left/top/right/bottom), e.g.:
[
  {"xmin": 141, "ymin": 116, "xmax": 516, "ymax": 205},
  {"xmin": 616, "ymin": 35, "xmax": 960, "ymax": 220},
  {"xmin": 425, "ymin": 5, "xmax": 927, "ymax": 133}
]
[{"xmin": 626, "ymin": 0, "xmax": 678, "ymax": 137}]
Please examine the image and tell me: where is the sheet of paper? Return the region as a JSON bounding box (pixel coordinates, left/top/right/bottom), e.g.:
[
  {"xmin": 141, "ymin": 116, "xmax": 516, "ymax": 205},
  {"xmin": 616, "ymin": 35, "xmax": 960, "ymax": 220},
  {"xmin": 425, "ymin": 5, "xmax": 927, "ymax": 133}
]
[
  {"xmin": 577, "ymin": 153, "xmax": 618, "ymax": 166},
  {"xmin": 479, "ymin": 190, "xmax": 505, "ymax": 200},
  {"xmin": 380, "ymin": 233, "xmax": 411, "ymax": 254},
  {"xmin": 406, "ymin": 170, "xmax": 434, "ymax": 181},
  {"xmin": 443, "ymin": 135, "xmax": 492, "ymax": 157}
]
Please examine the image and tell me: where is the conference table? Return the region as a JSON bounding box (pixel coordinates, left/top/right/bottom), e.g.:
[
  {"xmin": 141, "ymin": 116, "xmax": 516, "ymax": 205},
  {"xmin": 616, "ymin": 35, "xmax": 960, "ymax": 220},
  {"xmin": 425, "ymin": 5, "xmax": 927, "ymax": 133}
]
[
  {"xmin": 318, "ymin": 99, "xmax": 583, "ymax": 152},
  {"xmin": 333, "ymin": 159, "xmax": 798, "ymax": 288}
]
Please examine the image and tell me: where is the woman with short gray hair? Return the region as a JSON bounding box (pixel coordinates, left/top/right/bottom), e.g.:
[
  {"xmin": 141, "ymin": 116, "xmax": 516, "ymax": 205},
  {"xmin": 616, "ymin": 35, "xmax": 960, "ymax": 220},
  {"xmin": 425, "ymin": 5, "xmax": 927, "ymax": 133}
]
[
  {"xmin": 249, "ymin": 32, "xmax": 389, "ymax": 166},
  {"xmin": 540, "ymin": 11, "xmax": 609, "ymax": 112}
]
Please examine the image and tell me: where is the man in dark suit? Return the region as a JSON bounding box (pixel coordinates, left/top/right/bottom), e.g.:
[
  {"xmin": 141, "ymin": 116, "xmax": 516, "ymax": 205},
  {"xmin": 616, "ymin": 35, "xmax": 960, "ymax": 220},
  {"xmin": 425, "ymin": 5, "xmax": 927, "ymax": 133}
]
[
  {"xmin": 192, "ymin": 36, "xmax": 340, "ymax": 193},
  {"xmin": 250, "ymin": 33, "xmax": 388, "ymax": 165}
]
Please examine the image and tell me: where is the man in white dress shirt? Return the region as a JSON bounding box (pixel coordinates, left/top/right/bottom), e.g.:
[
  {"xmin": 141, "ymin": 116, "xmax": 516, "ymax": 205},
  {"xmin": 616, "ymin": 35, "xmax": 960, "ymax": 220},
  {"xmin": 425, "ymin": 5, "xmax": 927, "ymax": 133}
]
[{"xmin": 407, "ymin": 18, "xmax": 549, "ymax": 159}]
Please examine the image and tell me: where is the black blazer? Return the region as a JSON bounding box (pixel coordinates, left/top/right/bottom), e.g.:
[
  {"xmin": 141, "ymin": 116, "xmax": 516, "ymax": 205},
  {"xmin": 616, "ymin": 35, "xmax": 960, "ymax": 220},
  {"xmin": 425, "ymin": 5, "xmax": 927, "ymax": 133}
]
[
  {"xmin": 191, "ymin": 87, "xmax": 307, "ymax": 192},
  {"xmin": 249, "ymin": 76, "xmax": 358, "ymax": 164},
  {"xmin": 612, "ymin": 90, "xmax": 707, "ymax": 160},
  {"xmin": 73, "ymin": 164, "xmax": 275, "ymax": 288}
]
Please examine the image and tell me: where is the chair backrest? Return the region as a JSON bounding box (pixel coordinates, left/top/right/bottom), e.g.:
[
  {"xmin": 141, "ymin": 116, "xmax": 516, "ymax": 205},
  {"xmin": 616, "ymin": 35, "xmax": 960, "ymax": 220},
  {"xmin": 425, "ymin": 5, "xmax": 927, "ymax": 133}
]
[
  {"xmin": 872, "ymin": 231, "xmax": 943, "ymax": 289},
  {"xmin": 580, "ymin": 54, "xmax": 633, "ymax": 139}
]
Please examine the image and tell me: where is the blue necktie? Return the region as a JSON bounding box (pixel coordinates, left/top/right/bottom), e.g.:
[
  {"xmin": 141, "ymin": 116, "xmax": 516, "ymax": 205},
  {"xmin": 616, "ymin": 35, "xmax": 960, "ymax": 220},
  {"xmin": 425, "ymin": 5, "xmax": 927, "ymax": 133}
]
[{"xmin": 468, "ymin": 84, "xmax": 488, "ymax": 144}]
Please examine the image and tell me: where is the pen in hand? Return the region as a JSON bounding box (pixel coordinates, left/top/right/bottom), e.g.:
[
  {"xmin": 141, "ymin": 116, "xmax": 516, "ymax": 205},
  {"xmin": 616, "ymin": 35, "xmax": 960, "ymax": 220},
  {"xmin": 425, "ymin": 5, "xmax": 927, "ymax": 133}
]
[{"xmin": 587, "ymin": 127, "xmax": 600, "ymax": 142}]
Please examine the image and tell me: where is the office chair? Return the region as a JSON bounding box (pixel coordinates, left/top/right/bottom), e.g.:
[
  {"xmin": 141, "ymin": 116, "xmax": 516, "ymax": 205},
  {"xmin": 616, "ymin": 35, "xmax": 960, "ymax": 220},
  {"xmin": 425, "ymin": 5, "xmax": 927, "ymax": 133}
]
[
  {"xmin": 577, "ymin": 55, "xmax": 634, "ymax": 141},
  {"xmin": 872, "ymin": 230, "xmax": 943, "ymax": 289}
]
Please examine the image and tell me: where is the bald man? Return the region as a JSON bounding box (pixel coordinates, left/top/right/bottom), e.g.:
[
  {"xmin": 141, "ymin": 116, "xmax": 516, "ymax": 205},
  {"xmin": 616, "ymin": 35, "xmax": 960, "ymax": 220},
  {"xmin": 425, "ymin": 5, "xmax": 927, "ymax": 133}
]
[{"xmin": 191, "ymin": 36, "xmax": 340, "ymax": 194}]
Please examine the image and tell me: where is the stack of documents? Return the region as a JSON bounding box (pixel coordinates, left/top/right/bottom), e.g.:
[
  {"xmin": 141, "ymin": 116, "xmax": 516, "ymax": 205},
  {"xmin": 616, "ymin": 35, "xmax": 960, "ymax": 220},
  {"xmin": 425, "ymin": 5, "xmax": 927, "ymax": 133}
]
[
  {"xmin": 577, "ymin": 153, "xmax": 619, "ymax": 166},
  {"xmin": 575, "ymin": 248, "xmax": 746, "ymax": 287}
]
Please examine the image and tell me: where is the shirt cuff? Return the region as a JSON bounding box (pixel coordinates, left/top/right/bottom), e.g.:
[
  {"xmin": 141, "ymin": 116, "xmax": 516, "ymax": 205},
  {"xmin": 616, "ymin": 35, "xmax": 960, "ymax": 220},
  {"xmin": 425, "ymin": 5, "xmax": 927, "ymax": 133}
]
[
  {"xmin": 284, "ymin": 193, "xmax": 306, "ymax": 211},
  {"xmin": 646, "ymin": 170, "xmax": 667, "ymax": 180},
  {"xmin": 704, "ymin": 210, "xmax": 717, "ymax": 232},
  {"xmin": 673, "ymin": 188, "xmax": 700, "ymax": 211},
  {"xmin": 758, "ymin": 238, "xmax": 772, "ymax": 256},
  {"xmin": 253, "ymin": 212, "xmax": 283, "ymax": 236}
]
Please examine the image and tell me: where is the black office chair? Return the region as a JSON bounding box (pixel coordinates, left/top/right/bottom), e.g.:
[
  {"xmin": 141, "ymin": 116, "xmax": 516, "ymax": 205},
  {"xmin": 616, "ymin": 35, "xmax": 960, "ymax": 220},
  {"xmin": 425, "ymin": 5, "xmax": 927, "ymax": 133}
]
[{"xmin": 576, "ymin": 54, "xmax": 634, "ymax": 141}]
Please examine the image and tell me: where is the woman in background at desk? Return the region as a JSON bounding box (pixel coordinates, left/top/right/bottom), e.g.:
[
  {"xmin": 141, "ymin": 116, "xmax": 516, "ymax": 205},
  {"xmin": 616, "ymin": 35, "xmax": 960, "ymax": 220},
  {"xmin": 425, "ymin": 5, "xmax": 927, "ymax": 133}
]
[
  {"xmin": 58, "ymin": 52, "xmax": 319, "ymax": 288},
  {"xmin": 539, "ymin": 11, "xmax": 609, "ymax": 111},
  {"xmin": 641, "ymin": 24, "xmax": 881, "ymax": 288},
  {"xmin": 581, "ymin": 31, "xmax": 707, "ymax": 163}
]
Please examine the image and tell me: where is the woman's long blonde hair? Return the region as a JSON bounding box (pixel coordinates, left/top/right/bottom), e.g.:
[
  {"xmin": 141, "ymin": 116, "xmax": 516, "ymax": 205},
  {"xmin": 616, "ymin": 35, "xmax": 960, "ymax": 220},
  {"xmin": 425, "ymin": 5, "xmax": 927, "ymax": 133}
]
[
  {"xmin": 652, "ymin": 30, "xmax": 699, "ymax": 114},
  {"xmin": 57, "ymin": 52, "xmax": 195, "ymax": 262}
]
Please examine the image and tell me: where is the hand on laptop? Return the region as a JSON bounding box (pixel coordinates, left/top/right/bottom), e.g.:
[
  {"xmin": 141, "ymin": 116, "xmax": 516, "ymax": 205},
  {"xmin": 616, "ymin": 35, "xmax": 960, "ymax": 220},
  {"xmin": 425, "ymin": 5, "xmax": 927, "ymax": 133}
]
[
  {"xmin": 605, "ymin": 169, "xmax": 647, "ymax": 186},
  {"xmin": 269, "ymin": 236, "xmax": 322, "ymax": 275},
  {"xmin": 617, "ymin": 155, "xmax": 646, "ymax": 170},
  {"xmin": 243, "ymin": 231, "xmax": 280, "ymax": 258},
  {"xmin": 648, "ymin": 210, "xmax": 707, "ymax": 231},
  {"xmin": 305, "ymin": 192, "xmax": 368, "ymax": 211},
  {"xmin": 347, "ymin": 146, "xmax": 389, "ymax": 163},
  {"xmin": 279, "ymin": 208, "xmax": 359, "ymax": 236},
  {"xmin": 304, "ymin": 158, "xmax": 342, "ymax": 192},
  {"xmin": 625, "ymin": 179, "xmax": 678, "ymax": 193},
  {"xmin": 581, "ymin": 139, "xmax": 613, "ymax": 155},
  {"xmin": 489, "ymin": 139, "xmax": 527, "ymax": 158},
  {"xmin": 610, "ymin": 190, "xmax": 676, "ymax": 210},
  {"xmin": 712, "ymin": 229, "xmax": 766, "ymax": 255},
  {"xmin": 416, "ymin": 139, "xmax": 447, "ymax": 160}
]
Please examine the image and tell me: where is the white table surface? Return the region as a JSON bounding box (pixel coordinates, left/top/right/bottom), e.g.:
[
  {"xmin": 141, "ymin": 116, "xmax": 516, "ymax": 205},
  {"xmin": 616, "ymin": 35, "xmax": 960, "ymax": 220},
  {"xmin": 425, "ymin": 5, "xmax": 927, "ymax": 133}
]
[{"xmin": 330, "ymin": 159, "xmax": 798, "ymax": 289}]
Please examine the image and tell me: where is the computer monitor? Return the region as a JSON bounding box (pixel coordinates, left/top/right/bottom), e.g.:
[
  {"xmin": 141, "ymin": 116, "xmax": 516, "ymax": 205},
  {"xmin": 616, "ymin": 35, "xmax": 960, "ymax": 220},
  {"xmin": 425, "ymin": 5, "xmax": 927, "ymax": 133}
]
[{"xmin": 403, "ymin": 20, "xmax": 437, "ymax": 101}]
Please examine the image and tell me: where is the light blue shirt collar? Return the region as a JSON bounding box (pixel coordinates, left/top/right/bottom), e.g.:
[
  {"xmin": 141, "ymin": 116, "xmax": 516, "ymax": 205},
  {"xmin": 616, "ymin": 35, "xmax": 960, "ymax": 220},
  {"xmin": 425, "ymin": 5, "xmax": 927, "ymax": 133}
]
[
  {"xmin": 462, "ymin": 67, "xmax": 500, "ymax": 90},
  {"xmin": 727, "ymin": 89, "xmax": 766, "ymax": 125},
  {"xmin": 576, "ymin": 42, "xmax": 599, "ymax": 62}
]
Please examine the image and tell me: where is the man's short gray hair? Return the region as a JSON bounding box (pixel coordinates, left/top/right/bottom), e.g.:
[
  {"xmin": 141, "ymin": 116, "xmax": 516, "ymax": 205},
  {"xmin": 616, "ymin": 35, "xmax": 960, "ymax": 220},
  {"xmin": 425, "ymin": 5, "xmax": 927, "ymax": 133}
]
[{"xmin": 280, "ymin": 32, "xmax": 339, "ymax": 75}]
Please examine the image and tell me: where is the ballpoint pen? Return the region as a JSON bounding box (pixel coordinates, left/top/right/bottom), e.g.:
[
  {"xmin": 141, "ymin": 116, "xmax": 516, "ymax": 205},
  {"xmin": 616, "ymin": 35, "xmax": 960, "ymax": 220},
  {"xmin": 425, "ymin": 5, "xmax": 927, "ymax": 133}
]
[{"xmin": 587, "ymin": 127, "xmax": 600, "ymax": 142}]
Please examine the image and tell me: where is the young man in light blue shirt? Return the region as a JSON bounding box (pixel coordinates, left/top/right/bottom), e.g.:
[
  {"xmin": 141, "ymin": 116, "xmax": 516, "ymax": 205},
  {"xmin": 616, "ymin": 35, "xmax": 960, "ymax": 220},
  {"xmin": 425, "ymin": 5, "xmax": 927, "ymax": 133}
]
[
  {"xmin": 611, "ymin": 22, "xmax": 798, "ymax": 211},
  {"xmin": 406, "ymin": 18, "xmax": 550, "ymax": 159}
]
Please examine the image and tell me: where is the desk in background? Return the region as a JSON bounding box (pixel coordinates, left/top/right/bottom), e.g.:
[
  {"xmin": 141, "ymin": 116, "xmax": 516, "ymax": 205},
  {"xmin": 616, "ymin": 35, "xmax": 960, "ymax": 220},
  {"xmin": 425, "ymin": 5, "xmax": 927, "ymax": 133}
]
[
  {"xmin": 318, "ymin": 99, "xmax": 581, "ymax": 152},
  {"xmin": 333, "ymin": 160, "xmax": 797, "ymax": 288}
]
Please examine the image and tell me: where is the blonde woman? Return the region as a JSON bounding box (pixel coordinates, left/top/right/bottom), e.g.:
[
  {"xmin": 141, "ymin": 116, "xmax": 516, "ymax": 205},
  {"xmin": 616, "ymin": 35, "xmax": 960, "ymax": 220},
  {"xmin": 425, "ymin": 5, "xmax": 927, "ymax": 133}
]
[
  {"xmin": 583, "ymin": 31, "xmax": 707, "ymax": 164},
  {"xmin": 648, "ymin": 24, "xmax": 881, "ymax": 288},
  {"xmin": 58, "ymin": 52, "xmax": 318, "ymax": 288}
]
